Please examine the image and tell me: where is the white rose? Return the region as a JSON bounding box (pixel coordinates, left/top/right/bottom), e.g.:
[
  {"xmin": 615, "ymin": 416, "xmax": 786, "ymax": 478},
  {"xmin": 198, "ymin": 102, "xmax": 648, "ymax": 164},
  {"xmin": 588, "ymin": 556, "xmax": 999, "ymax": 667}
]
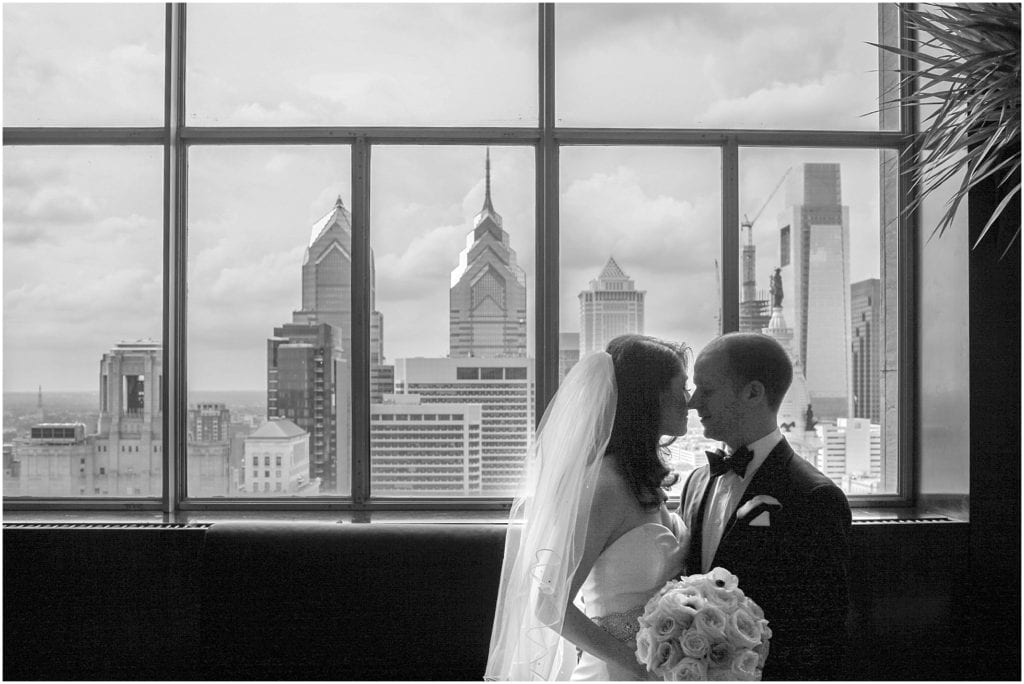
[
  {"xmin": 679, "ymin": 629, "xmax": 711, "ymax": 659},
  {"xmin": 708, "ymin": 586, "xmax": 741, "ymax": 611},
  {"xmin": 667, "ymin": 657, "xmax": 708, "ymax": 681},
  {"xmin": 726, "ymin": 607, "xmax": 763, "ymax": 649},
  {"xmin": 636, "ymin": 630, "xmax": 655, "ymax": 667},
  {"xmin": 730, "ymin": 649, "xmax": 761, "ymax": 681},
  {"xmin": 756, "ymin": 640, "xmax": 770, "ymax": 669},
  {"xmin": 743, "ymin": 597, "xmax": 765, "ymax": 621},
  {"xmin": 693, "ymin": 605, "xmax": 728, "ymax": 641},
  {"xmin": 707, "ymin": 641, "xmax": 733, "ymax": 669},
  {"xmin": 661, "ymin": 591, "xmax": 701, "ymax": 628},
  {"xmin": 651, "ymin": 639, "xmax": 685, "ymax": 674},
  {"xmin": 654, "ymin": 614, "xmax": 683, "ymax": 642}
]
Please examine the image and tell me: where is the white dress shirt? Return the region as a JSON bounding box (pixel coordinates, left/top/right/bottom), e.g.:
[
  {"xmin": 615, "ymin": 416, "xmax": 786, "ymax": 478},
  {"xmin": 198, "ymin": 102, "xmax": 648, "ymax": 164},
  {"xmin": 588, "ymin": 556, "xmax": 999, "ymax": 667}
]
[{"xmin": 700, "ymin": 428, "xmax": 783, "ymax": 573}]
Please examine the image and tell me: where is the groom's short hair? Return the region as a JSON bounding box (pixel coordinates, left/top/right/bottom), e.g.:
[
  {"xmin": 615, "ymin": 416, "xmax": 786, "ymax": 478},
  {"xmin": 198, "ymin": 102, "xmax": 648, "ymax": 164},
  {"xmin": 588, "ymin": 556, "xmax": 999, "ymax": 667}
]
[{"xmin": 708, "ymin": 333, "xmax": 793, "ymax": 412}]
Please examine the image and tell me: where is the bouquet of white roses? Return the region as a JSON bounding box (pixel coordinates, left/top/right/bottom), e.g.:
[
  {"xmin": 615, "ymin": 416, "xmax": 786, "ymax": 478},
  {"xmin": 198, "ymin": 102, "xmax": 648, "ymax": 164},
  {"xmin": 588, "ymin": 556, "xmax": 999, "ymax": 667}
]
[{"xmin": 635, "ymin": 567, "xmax": 770, "ymax": 681}]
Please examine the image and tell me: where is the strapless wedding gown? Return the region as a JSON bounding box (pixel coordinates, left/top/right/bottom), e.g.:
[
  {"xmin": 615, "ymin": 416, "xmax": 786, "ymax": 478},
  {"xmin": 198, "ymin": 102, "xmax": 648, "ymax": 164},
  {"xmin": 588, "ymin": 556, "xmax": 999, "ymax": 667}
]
[{"xmin": 571, "ymin": 516, "xmax": 688, "ymax": 681}]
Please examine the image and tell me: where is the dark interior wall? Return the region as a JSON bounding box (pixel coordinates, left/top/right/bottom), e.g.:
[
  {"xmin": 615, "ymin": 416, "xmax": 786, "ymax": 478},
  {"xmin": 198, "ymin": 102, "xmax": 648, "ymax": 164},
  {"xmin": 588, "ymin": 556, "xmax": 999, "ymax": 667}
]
[
  {"xmin": 2, "ymin": 526, "xmax": 206, "ymax": 681},
  {"xmin": 3, "ymin": 521, "xmax": 973, "ymax": 681},
  {"xmin": 967, "ymin": 170, "xmax": 1021, "ymax": 680}
]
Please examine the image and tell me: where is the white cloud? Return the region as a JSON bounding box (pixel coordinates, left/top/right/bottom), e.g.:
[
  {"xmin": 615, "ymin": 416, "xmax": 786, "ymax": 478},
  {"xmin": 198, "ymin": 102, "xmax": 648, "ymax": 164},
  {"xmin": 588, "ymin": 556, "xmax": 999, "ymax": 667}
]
[{"xmin": 699, "ymin": 71, "xmax": 880, "ymax": 131}]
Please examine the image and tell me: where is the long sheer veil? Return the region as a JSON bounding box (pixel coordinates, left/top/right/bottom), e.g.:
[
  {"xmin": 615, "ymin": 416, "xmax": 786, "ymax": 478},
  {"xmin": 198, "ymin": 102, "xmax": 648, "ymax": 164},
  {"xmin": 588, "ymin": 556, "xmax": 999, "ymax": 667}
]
[{"xmin": 485, "ymin": 351, "xmax": 616, "ymax": 681}]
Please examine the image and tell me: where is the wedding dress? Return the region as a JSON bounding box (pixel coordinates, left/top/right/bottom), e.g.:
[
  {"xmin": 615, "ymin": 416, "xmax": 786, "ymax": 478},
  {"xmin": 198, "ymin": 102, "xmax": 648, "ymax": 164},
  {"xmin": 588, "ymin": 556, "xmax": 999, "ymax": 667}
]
[
  {"xmin": 571, "ymin": 516, "xmax": 688, "ymax": 681},
  {"xmin": 485, "ymin": 352, "xmax": 687, "ymax": 682}
]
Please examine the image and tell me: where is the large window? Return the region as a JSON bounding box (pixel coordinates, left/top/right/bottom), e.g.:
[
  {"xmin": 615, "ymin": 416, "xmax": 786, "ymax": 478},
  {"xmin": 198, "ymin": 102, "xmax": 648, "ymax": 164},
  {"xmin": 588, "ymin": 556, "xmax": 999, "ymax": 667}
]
[{"xmin": 4, "ymin": 3, "xmax": 912, "ymax": 511}]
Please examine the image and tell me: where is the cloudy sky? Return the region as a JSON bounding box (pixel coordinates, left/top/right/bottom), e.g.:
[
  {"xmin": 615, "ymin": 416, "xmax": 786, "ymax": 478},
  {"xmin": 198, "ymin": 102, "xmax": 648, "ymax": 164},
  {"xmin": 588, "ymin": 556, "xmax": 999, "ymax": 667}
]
[{"xmin": 4, "ymin": 2, "xmax": 893, "ymax": 393}]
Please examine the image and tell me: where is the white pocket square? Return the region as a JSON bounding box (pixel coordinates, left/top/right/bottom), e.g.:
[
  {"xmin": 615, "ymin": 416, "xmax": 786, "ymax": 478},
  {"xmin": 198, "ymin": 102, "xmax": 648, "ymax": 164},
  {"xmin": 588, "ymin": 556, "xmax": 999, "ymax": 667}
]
[
  {"xmin": 736, "ymin": 495, "xmax": 782, "ymax": 522},
  {"xmin": 749, "ymin": 511, "xmax": 771, "ymax": 527}
]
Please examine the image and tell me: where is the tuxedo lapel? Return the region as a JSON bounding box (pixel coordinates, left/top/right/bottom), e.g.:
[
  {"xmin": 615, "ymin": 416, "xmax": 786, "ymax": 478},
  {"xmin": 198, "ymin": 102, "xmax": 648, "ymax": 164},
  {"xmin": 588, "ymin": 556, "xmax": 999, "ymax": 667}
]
[{"xmin": 715, "ymin": 439, "xmax": 793, "ymax": 558}]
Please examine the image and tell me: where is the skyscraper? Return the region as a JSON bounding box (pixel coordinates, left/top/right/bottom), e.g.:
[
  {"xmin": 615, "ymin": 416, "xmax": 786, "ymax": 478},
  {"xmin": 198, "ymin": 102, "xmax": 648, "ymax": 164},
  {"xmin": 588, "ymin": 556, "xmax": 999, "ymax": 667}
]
[
  {"xmin": 95, "ymin": 340, "xmax": 164, "ymax": 496},
  {"xmin": 291, "ymin": 195, "xmax": 384, "ymax": 365},
  {"xmin": 449, "ymin": 150, "xmax": 528, "ymax": 359},
  {"xmin": 267, "ymin": 322, "xmax": 349, "ymax": 493},
  {"xmin": 778, "ymin": 163, "xmax": 852, "ymax": 421},
  {"xmin": 851, "ymin": 278, "xmax": 881, "ymax": 424},
  {"xmin": 578, "ymin": 257, "xmax": 645, "ymax": 355},
  {"xmin": 268, "ymin": 195, "xmax": 388, "ymax": 493}
]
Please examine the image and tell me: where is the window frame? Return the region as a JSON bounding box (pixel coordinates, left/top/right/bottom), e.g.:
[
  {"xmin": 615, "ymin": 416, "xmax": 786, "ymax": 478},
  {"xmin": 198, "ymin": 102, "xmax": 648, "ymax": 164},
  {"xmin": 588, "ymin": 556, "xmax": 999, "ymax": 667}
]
[{"xmin": 2, "ymin": 2, "xmax": 916, "ymax": 514}]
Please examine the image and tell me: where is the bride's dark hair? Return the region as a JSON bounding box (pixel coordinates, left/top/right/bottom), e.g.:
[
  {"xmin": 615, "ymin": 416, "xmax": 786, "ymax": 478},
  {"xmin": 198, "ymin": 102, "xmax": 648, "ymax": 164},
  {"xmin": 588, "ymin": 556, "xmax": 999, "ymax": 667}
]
[{"xmin": 605, "ymin": 334, "xmax": 690, "ymax": 510}]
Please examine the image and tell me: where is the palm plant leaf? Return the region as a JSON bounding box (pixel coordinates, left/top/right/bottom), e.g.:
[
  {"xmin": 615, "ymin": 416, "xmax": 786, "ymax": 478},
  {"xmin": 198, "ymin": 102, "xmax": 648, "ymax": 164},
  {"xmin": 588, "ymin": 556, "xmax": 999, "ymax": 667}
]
[{"xmin": 870, "ymin": 3, "xmax": 1020, "ymax": 254}]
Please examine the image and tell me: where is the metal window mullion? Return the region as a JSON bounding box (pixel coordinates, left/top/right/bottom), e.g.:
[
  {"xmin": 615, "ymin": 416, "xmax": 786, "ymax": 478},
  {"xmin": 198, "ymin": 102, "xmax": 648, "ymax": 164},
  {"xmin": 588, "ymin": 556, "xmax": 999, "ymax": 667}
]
[
  {"xmin": 180, "ymin": 127, "xmax": 541, "ymax": 145},
  {"xmin": 720, "ymin": 138, "xmax": 740, "ymax": 334},
  {"xmin": 350, "ymin": 137, "xmax": 372, "ymax": 505},
  {"xmin": 2, "ymin": 128, "xmax": 166, "ymax": 145},
  {"xmin": 898, "ymin": 3, "xmax": 919, "ymax": 505},
  {"xmin": 553, "ymin": 128, "xmax": 903, "ymax": 148},
  {"xmin": 163, "ymin": 2, "xmax": 188, "ymax": 516},
  {"xmin": 535, "ymin": 2, "xmax": 558, "ymax": 417}
]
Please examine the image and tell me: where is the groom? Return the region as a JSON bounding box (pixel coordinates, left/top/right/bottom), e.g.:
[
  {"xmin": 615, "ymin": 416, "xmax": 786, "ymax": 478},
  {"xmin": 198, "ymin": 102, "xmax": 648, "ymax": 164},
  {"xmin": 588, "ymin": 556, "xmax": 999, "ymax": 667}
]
[{"xmin": 679, "ymin": 332, "xmax": 851, "ymax": 680}]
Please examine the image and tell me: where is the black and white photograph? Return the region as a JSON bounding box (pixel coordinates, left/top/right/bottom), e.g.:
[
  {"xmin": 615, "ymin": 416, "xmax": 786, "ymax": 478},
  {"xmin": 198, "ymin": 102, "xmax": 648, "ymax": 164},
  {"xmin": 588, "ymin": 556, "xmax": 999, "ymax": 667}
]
[{"xmin": 3, "ymin": 2, "xmax": 1019, "ymax": 681}]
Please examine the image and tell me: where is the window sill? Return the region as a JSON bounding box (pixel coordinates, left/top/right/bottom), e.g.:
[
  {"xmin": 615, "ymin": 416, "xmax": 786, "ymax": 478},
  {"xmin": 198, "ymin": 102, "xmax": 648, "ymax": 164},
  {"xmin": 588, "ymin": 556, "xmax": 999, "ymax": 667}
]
[{"xmin": 4, "ymin": 497, "xmax": 969, "ymax": 526}]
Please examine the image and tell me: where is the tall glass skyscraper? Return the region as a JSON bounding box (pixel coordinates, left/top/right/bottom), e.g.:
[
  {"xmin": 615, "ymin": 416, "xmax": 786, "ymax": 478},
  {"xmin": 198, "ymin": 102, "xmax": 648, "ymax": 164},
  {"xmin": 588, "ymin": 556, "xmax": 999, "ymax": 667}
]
[
  {"xmin": 778, "ymin": 163, "xmax": 853, "ymax": 421},
  {"xmin": 449, "ymin": 150, "xmax": 527, "ymax": 359}
]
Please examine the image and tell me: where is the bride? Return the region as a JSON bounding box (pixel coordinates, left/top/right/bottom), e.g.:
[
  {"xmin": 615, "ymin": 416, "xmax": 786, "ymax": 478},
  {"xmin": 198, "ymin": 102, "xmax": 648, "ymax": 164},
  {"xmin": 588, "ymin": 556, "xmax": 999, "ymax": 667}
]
[{"xmin": 486, "ymin": 334, "xmax": 691, "ymax": 681}]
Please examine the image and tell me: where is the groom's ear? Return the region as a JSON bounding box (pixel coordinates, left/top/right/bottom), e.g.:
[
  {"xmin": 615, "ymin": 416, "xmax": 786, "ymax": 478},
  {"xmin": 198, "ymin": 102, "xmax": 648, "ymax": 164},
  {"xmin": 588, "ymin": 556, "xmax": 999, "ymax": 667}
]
[{"xmin": 744, "ymin": 380, "xmax": 767, "ymax": 404}]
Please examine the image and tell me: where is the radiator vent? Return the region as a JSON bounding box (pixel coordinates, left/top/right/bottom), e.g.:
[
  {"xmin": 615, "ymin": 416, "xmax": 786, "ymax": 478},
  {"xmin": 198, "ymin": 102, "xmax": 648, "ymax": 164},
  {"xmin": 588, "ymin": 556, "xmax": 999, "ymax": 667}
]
[
  {"xmin": 3, "ymin": 522, "xmax": 211, "ymax": 530},
  {"xmin": 853, "ymin": 516, "xmax": 957, "ymax": 525}
]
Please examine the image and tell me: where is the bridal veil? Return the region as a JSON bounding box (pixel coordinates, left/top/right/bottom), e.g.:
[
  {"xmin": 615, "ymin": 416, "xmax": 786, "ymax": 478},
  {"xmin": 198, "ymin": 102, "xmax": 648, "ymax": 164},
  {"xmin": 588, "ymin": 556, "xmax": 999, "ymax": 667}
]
[{"xmin": 485, "ymin": 351, "xmax": 617, "ymax": 681}]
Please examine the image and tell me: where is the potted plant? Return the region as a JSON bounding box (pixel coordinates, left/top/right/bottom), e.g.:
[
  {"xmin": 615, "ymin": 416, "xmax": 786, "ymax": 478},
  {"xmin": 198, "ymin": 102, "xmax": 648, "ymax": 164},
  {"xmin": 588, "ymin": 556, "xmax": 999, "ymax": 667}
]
[{"xmin": 873, "ymin": 3, "xmax": 1020, "ymax": 256}]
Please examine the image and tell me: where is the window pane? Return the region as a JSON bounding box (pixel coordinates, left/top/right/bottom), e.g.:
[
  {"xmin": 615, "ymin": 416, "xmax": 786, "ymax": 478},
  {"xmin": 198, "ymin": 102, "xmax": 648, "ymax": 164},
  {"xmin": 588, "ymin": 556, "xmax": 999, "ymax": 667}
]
[
  {"xmin": 739, "ymin": 148, "xmax": 898, "ymax": 495},
  {"xmin": 556, "ymin": 3, "xmax": 892, "ymax": 130},
  {"xmin": 3, "ymin": 4, "xmax": 164, "ymax": 126},
  {"xmin": 187, "ymin": 4, "xmax": 537, "ymax": 126},
  {"xmin": 3, "ymin": 147, "xmax": 163, "ymax": 497},
  {"xmin": 186, "ymin": 146, "xmax": 352, "ymax": 497},
  {"xmin": 560, "ymin": 146, "xmax": 721, "ymax": 481},
  {"xmin": 370, "ymin": 146, "xmax": 535, "ymax": 497}
]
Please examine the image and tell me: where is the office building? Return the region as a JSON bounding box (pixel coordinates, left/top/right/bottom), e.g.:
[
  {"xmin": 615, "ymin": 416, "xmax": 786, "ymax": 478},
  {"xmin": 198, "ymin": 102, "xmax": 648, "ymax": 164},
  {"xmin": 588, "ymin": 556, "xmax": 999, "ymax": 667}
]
[
  {"xmin": 267, "ymin": 322, "xmax": 349, "ymax": 493},
  {"xmin": 393, "ymin": 356, "xmax": 534, "ymax": 495},
  {"xmin": 187, "ymin": 403, "xmax": 234, "ymax": 497},
  {"xmin": 852, "ymin": 278, "xmax": 882, "ymax": 424},
  {"xmin": 778, "ymin": 163, "xmax": 853, "ymax": 420},
  {"xmin": 370, "ymin": 395, "xmax": 483, "ymax": 496},
  {"xmin": 94, "ymin": 340, "xmax": 164, "ymax": 496},
  {"xmin": 242, "ymin": 417, "xmax": 319, "ymax": 495},
  {"xmin": 449, "ymin": 150, "xmax": 528, "ymax": 358},
  {"xmin": 579, "ymin": 257, "xmax": 645, "ymax": 355},
  {"xmin": 817, "ymin": 417, "xmax": 882, "ymax": 492}
]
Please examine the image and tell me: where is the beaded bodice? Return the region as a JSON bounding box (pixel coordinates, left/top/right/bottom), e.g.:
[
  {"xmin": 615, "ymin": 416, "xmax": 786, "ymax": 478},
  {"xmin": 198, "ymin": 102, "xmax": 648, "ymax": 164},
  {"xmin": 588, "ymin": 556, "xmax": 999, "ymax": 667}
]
[{"xmin": 577, "ymin": 520, "xmax": 687, "ymax": 640}]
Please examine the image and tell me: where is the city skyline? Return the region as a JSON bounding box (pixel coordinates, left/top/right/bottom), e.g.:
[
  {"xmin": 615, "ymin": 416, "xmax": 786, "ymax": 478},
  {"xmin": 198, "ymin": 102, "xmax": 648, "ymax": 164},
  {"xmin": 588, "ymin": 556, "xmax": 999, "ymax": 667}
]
[
  {"xmin": 3, "ymin": 4, "xmax": 891, "ymax": 393},
  {"xmin": 3, "ymin": 146, "xmax": 885, "ymax": 393}
]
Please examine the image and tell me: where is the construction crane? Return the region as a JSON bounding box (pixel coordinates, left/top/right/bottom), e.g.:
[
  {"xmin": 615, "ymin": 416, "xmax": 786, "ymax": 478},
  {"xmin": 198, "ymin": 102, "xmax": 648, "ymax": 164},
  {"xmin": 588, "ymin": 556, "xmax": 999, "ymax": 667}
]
[
  {"xmin": 740, "ymin": 167, "xmax": 792, "ymax": 306},
  {"xmin": 741, "ymin": 166, "xmax": 792, "ymax": 245}
]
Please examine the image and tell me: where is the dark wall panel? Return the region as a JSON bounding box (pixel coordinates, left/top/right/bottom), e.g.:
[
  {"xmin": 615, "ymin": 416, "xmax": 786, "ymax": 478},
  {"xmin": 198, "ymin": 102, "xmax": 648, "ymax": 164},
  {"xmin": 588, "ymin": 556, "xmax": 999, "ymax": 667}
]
[{"xmin": 3, "ymin": 526, "xmax": 205, "ymax": 681}]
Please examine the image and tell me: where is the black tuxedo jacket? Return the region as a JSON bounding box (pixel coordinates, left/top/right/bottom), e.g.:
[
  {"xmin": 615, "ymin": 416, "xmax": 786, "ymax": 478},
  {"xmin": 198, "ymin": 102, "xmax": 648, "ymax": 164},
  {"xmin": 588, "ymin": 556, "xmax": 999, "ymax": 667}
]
[{"xmin": 678, "ymin": 437, "xmax": 852, "ymax": 681}]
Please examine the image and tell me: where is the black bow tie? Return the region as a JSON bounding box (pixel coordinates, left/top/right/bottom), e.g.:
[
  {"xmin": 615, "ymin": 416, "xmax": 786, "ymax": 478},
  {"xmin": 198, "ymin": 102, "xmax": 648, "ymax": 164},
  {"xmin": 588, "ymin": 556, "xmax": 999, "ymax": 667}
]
[{"xmin": 706, "ymin": 446, "xmax": 754, "ymax": 478}]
